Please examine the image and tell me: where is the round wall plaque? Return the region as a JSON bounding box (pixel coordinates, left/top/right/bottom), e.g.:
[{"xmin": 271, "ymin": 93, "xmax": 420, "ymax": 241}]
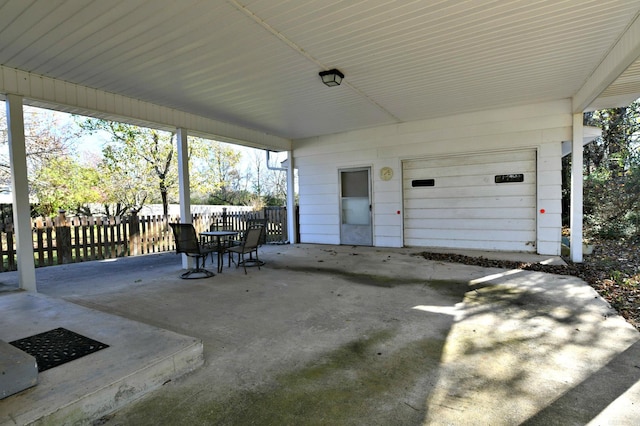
[{"xmin": 380, "ymin": 166, "xmax": 393, "ymax": 181}]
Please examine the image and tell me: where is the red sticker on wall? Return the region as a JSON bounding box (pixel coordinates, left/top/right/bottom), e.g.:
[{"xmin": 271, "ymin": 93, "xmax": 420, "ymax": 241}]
[{"xmin": 540, "ymin": 209, "xmax": 545, "ymax": 214}]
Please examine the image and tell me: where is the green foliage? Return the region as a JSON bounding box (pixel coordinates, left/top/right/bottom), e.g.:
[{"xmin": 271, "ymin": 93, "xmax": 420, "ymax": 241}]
[
  {"xmin": 80, "ymin": 119, "xmax": 177, "ymax": 216},
  {"xmin": 77, "ymin": 119, "xmax": 264, "ymax": 212},
  {"xmin": 578, "ymin": 101, "xmax": 640, "ymax": 240},
  {"xmin": 246, "ymin": 150, "xmax": 287, "ymax": 207},
  {"xmin": 190, "ymin": 140, "xmax": 245, "ymax": 204},
  {"xmin": 0, "ymin": 106, "xmax": 79, "ymax": 191},
  {"xmin": 1, "ymin": 106, "xmax": 291, "ymax": 216},
  {"xmin": 31, "ymin": 157, "xmax": 102, "ymax": 216},
  {"xmin": 585, "ymin": 162, "xmax": 640, "ymax": 240}
]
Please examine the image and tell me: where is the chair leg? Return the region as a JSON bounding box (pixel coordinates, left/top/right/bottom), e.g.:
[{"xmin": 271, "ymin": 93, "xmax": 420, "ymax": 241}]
[
  {"xmin": 180, "ymin": 255, "xmax": 214, "ymax": 279},
  {"xmin": 245, "ymin": 249, "xmax": 264, "ymax": 267},
  {"xmin": 226, "ymin": 248, "xmax": 259, "ymax": 274}
]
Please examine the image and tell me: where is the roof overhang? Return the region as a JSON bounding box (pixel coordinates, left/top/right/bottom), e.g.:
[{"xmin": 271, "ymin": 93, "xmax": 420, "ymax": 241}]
[
  {"xmin": 1, "ymin": 1, "xmax": 640, "ymax": 146},
  {"xmin": 562, "ymin": 126, "xmax": 602, "ymax": 157}
]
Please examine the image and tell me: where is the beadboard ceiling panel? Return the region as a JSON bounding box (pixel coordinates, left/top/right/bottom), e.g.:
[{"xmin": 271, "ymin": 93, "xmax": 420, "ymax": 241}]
[
  {"xmin": 597, "ymin": 59, "xmax": 640, "ymax": 104},
  {"xmin": 1, "ymin": 0, "xmax": 639, "ymax": 140}
]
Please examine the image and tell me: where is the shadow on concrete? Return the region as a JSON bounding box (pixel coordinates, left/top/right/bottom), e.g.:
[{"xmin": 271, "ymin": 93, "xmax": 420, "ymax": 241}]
[
  {"xmin": 2, "ymin": 244, "xmax": 639, "ymax": 424},
  {"xmin": 522, "ymin": 339, "xmax": 640, "ymax": 425},
  {"xmin": 421, "ymin": 268, "xmax": 640, "ymax": 424}
]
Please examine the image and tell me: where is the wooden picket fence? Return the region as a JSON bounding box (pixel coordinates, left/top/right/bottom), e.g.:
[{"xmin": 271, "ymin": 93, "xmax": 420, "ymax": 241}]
[{"xmin": 0, "ymin": 207, "xmax": 288, "ymax": 272}]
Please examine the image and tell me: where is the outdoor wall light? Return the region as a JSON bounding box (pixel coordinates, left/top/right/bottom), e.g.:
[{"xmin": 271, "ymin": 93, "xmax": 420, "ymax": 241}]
[{"xmin": 319, "ymin": 69, "xmax": 344, "ymax": 87}]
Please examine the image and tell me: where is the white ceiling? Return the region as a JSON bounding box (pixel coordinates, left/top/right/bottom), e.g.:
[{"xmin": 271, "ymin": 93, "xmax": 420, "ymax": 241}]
[{"xmin": 1, "ymin": 0, "xmax": 640, "ymax": 141}]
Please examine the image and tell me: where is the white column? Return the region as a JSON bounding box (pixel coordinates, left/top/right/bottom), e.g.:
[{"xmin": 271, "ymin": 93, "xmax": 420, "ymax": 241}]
[
  {"xmin": 286, "ymin": 149, "xmax": 297, "ymax": 244},
  {"xmin": 6, "ymin": 95, "xmax": 37, "ymax": 291},
  {"xmin": 570, "ymin": 113, "xmax": 584, "ymax": 263},
  {"xmin": 176, "ymin": 128, "xmax": 192, "ymax": 269}
]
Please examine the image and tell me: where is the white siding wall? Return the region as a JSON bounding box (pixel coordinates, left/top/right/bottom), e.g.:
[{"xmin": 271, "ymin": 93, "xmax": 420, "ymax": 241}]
[{"xmin": 294, "ymin": 100, "xmax": 572, "ymax": 255}]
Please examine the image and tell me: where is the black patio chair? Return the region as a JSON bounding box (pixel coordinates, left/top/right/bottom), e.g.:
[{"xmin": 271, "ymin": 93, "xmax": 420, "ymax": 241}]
[
  {"xmin": 246, "ymin": 218, "xmax": 267, "ymax": 244},
  {"xmin": 169, "ymin": 223, "xmax": 216, "ymax": 279},
  {"xmin": 226, "ymin": 225, "xmax": 264, "ymax": 274}
]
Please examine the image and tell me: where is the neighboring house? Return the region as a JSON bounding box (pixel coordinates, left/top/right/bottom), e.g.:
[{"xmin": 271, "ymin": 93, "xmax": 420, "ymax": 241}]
[{"xmin": 1, "ymin": 1, "xmax": 640, "ymax": 291}]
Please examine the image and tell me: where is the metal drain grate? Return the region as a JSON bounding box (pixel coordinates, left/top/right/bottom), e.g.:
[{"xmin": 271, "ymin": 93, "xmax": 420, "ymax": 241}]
[{"xmin": 9, "ymin": 327, "xmax": 109, "ymax": 372}]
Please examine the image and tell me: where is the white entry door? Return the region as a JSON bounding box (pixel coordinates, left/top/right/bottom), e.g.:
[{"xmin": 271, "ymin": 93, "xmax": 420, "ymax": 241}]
[{"xmin": 340, "ymin": 168, "xmax": 372, "ymax": 246}]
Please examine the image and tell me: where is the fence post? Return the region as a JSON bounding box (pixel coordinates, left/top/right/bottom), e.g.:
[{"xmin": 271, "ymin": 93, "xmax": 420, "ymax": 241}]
[
  {"xmin": 55, "ymin": 209, "xmax": 72, "ymax": 264},
  {"xmin": 4, "ymin": 222, "xmax": 16, "ymax": 271},
  {"xmin": 283, "ymin": 206, "xmax": 288, "ymax": 243},
  {"xmin": 222, "ymin": 207, "xmax": 228, "ymax": 229},
  {"xmin": 129, "ymin": 210, "xmax": 140, "ymax": 256},
  {"xmin": 34, "ymin": 217, "xmax": 44, "ymax": 267}
]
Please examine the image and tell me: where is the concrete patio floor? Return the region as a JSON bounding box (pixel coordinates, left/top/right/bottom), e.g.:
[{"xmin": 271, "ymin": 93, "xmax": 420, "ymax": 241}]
[{"xmin": 1, "ymin": 243, "xmax": 639, "ymax": 425}]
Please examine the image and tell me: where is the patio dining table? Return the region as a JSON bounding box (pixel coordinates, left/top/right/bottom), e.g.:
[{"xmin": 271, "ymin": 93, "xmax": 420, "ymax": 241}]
[{"xmin": 199, "ymin": 230, "xmax": 238, "ymax": 273}]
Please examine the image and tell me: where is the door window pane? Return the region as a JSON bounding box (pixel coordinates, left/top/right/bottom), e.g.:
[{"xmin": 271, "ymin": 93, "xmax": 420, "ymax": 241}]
[
  {"xmin": 341, "ymin": 170, "xmax": 368, "ymax": 197},
  {"xmin": 342, "ymin": 197, "xmax": 370, "ymax": 225}
]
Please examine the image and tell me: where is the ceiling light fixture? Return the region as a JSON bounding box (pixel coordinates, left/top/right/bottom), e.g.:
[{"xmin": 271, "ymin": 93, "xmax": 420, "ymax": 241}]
[{"xmin": 319, "ymin": 69, "xmax": 344, "ymax": 87}]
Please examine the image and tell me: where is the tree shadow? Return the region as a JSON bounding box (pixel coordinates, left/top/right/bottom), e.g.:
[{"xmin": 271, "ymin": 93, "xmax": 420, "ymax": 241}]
[
  {"xmin": 521, "ymin": 339, "xmax": 640, "ymax": 424},
  {"xmin": 421, "ymin": 269, "xmax": 640, "ymax": 424}
]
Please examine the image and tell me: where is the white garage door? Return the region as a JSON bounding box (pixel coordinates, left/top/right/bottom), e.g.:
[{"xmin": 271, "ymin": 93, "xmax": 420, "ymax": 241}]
[{"xmin": 403, "ymin": 150, "xmax": 537, "ymax": 252}]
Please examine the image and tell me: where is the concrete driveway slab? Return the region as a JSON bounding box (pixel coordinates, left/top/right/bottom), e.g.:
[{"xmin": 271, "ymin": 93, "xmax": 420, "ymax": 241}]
[{"xmin": 1, "ymin": 244, "xmax": 638, "ymax": 425}]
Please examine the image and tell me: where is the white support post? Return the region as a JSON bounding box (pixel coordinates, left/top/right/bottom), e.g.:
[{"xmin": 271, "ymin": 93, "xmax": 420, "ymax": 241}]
[
  {"xmin": 6, "ymin": 94, "xmax": 37, "ymax": 291},
  {"xmin": 286, "ymin": 149, "xmax": 297, "ymax": 244},
  {"xmin": 570, "ymin": 113, "xmax": 584, "ymax": 263},
  {"xmin": 176, "ymin": 128, "xmax": 193, "ymax": 269}
]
